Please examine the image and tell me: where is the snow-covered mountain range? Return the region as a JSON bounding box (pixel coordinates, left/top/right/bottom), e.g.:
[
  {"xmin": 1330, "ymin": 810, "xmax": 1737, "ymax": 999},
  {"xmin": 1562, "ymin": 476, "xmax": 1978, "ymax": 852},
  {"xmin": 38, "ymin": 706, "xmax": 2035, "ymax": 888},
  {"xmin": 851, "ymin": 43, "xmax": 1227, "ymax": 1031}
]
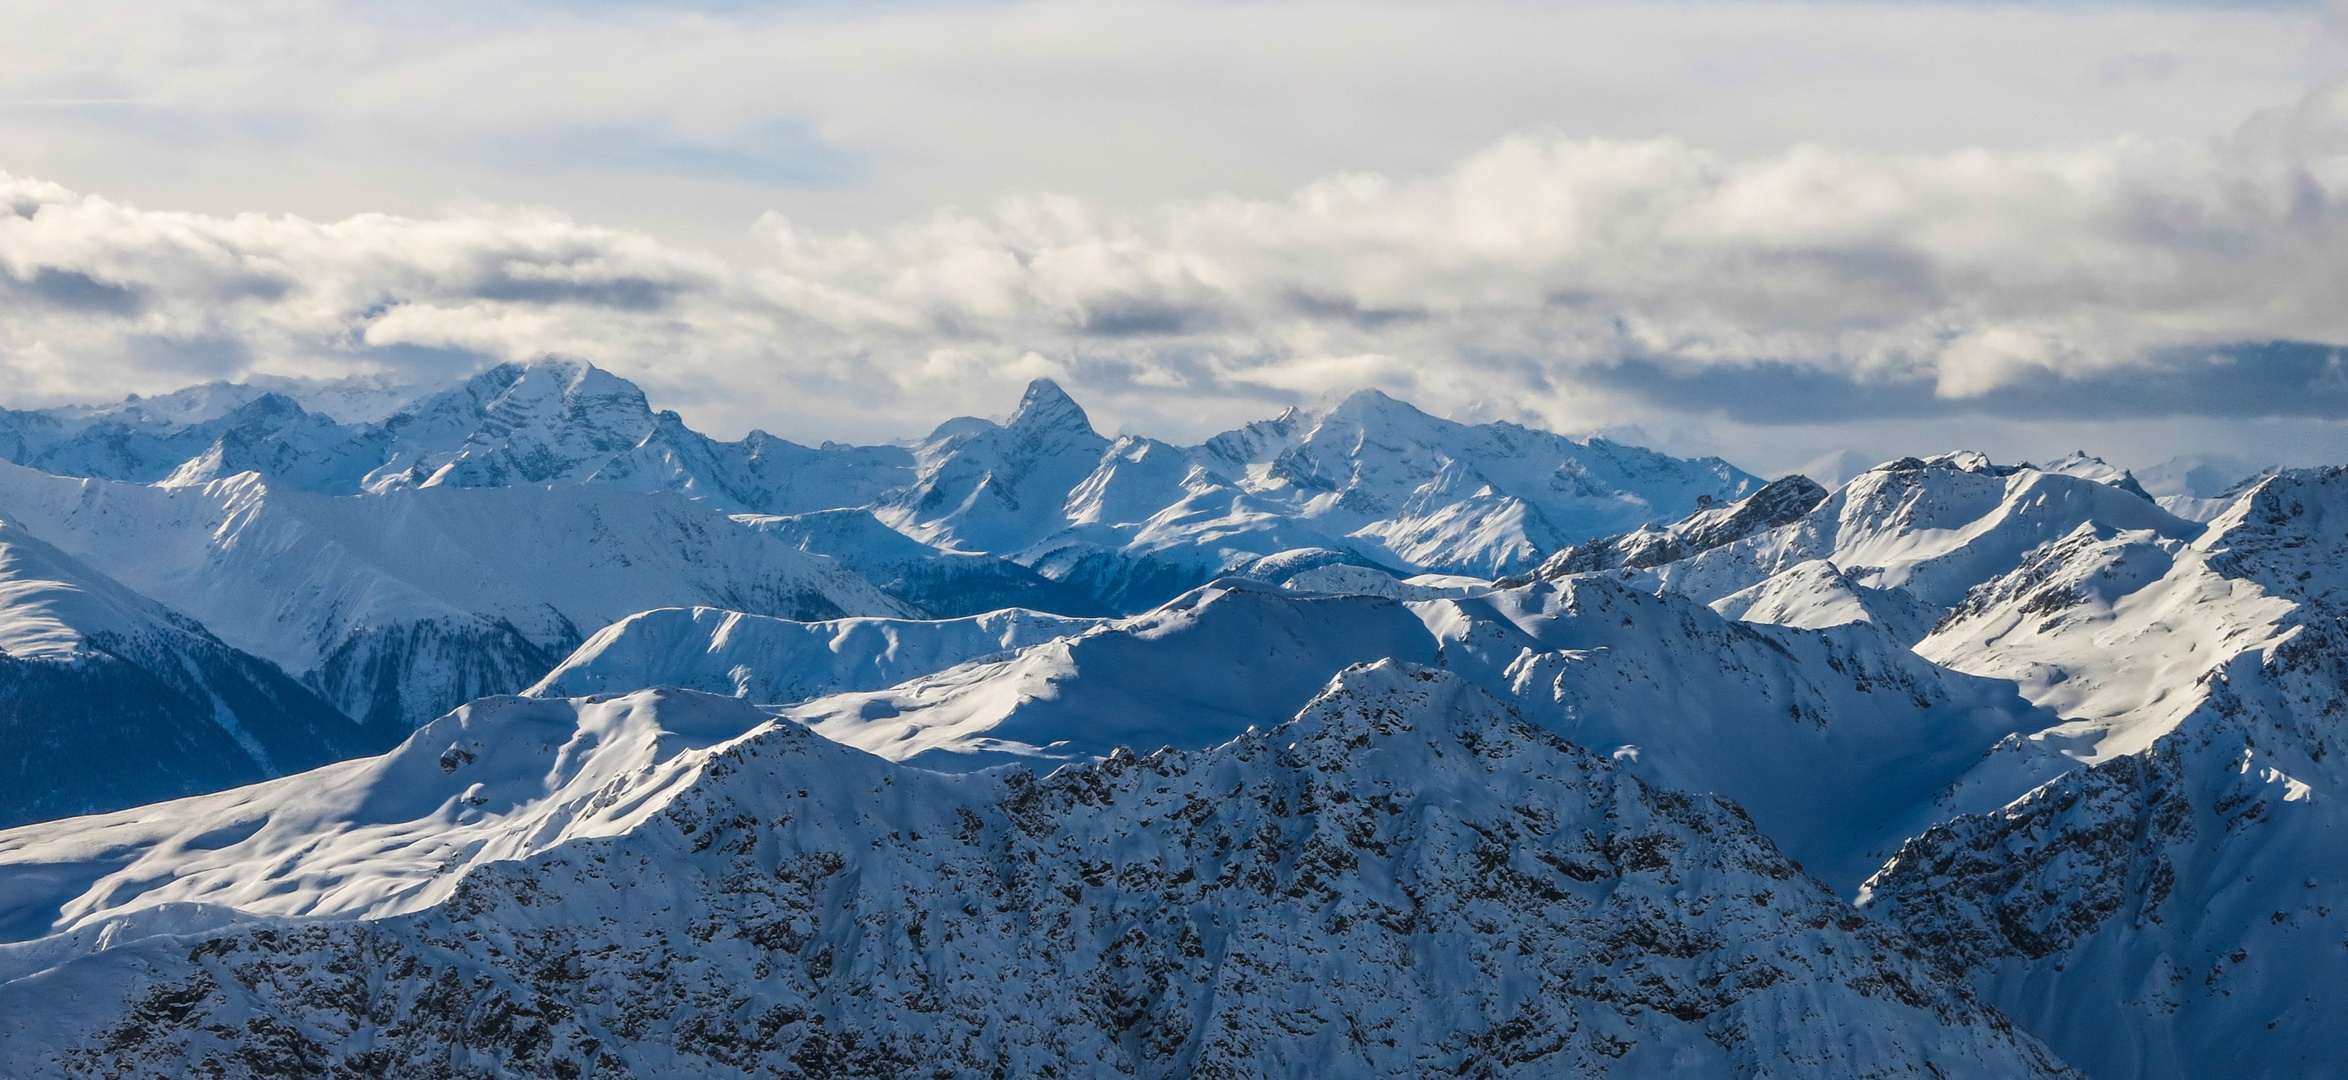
[{"xmin": 0, "ymin": 359, "xmax": 2325, "ymax": 1078}]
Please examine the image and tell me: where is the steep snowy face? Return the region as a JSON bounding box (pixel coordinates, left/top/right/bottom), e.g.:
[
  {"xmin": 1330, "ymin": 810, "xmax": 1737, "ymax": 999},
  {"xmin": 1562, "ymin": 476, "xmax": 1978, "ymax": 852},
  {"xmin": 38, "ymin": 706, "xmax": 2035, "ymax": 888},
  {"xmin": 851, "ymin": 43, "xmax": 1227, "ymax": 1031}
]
[
  {"xmin": 1515, "ymin": 473, "xmax": 1831, "ymax": 580},
  {"xmin": 366, "ymin": 359, "xmax": 915, "ymax": 513},
  {"xmin": 572, "ymin": 567, "xmax": 2039, "ymax": 894},
  {"xmin": 0, "ymin": 462, "xmax": 912, "ymax": 736},
  {"xmin": 781, "ymin": 581, "xmax": 1443, "ymax": 769},
  {"xmin": 0, "ymin": 370, "xmax": 1775, "ymax": 616},
  {"xmin": 1916, "ymin": 521, "xmax": 2281, "ymax": 765},
  {"xmin": 151, "ymin": 393, "xmax": 388, "ymax": 492},
  {"xmin": 741, "ymin": 507, "xmax": 1111, "ymax": 617},
  {"xmin": 0, "ymin": 521, "xmax": 369, "ymax": 827},
  {"xmin": 1706, "ymin": 558, "xmax": 1943, "ymax": 644},
  {"xmin": 866, "ymin": 382, "xmax": 1764, "ymax": 602},
  {"xmin": 1826, "ymin": 467, "xmax": 2348, "ymax": 1080},
  {"xmin": 874, "ymin": 378, "xmax": 1116, "ymax": 552},
  {"xmin": 1416, "ymin": 576, "xmax": 2050, "ymax": 890},
  {"xmin": 1014, "ymin": 437, "xmax": 1383, "ymax": 613},
  {"xmin": 363, "ymin": 359, "xmax": 660, "ymax": 491},
  {"xmin": 528, "ymin": 605, "xmax": 1104, "ymax": 704},
  {"xmin": 3, "ymin": 360, "xmax": 914, "ymax": 514},
  {"xmin": 0, "ymin": 666, "xmax": 2074, "ymax": 1079},
  {"xmin": 1199, "ymin": 389, "xmax": 1763, "ymax": 577},
  {"xmin": 583, "ymin": 413, "xmax": 916, "ymax": 517},
  {"xmin": 1858, "ymin": 721, "xmax": 2345, "ymax": 1080},
  {"xmin": 1655, "ymin": 454, "xmax": 2200, "ymax": 615},
  {"xmin": 2033, "ymin": 450, "xmax": 2156, "ymax": 501},
  {"xmin": 0, "ymin": 391, "xmax": 376, "ymax": 489},
  {"xmin": 0, "ymin": 687, "xmax": 777, "ymax": 942}
]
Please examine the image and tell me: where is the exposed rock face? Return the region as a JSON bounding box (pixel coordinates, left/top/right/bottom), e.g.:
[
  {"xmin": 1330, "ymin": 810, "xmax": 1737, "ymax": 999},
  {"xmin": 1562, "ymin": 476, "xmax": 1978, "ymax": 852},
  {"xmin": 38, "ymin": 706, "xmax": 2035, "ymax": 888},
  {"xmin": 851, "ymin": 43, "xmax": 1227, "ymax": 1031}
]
[
  {"xmin": 1511, "ymin": 473, "xmax": 1829, "ymax": 581},
  {"xmin": 1847, "ymin": 468, "xmax": 2348, "ymax": 1080},
  {"xmin": 0, "ymin": 668, "xmax": 2073, "ymax": 1079}
]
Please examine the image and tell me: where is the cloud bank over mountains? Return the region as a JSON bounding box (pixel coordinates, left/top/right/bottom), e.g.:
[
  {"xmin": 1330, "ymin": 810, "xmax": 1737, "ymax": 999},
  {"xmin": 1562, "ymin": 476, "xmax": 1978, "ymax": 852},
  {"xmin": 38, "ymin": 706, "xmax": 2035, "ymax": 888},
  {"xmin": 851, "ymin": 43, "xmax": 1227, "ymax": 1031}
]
[
  {"xmin": 3, "ymin": 0, "xmax": 2347, "ymax": 472},
  {"xmin": 7, "ymin": 129, "xmax": 2348, "ymax": 460}
]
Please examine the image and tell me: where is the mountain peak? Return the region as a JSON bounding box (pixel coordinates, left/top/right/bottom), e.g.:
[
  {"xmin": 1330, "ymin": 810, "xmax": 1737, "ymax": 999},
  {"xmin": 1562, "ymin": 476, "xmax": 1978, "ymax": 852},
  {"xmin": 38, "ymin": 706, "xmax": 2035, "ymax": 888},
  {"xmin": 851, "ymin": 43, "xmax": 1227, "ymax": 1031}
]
[
  {"xmin": 1319, "ymin": 387, "xmax": 1442, "ymax": 433},
  {"xmin": 1005, "ymin": 378, "xmax": 1096, "ymax": 436}
]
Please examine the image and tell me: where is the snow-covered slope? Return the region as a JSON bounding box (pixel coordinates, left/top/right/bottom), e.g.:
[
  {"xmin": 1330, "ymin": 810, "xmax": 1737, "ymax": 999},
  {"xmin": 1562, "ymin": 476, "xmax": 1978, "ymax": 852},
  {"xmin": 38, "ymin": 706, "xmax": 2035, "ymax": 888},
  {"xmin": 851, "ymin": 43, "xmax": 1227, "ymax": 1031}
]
[
  {"xmin": 875, "ymin": 378, "xmax": 1116, "ymax": 553},
  {"xmin": 1194, "ymin": 388, "xmax": 1763, "ymax": 576},
  {"xmin": 779, "ymin": 581, "xmax": 1442, "ymax": 770},
  {"xmin": 3, "ymin": 367, "xmax": 1764, "ymax": 617},
  {"xmin": 1841, "ymin": 468, "xmax": 2348, "ymax": 1080},
  {"xmin": 0, "ymin": 667, "xmax": 2072, "ymax": 1079},
  {"xmin": 1653, "ymin": 453, "xmax": 2200, "ymax": 617},
  {"xmin": 0, "ymin": 361, "xmax": 916, "ymax": 517},
  {"xmin": 1489, "ymin": 452, "xmax": 2348, "ymax": 1079},
  {"xmin": 0, "ymin": 462, "xmax": 911, "ymax": 736},
  {"xmin": 0, "ymin": 390, "xmax": 376, "ymax": 489},
  {"xmin": 528, "ymin": 605, "xmax": 1103, "ymax": 704},
  {"xmin": 358, "ymin": 361, "xmax": 912, "ymax": 514},
  {"xmin": 870, "ymin": 380, "xmax": 1762, "ymax": 611},
  {"xmin": 741, "ymin": 507, "xmax": 1113, "ymax": 617},
  {"xmin": 584, "ymin": 571, "xmax": 2045, "ymax": 893},
  {"xmin": 0, "ymin": 520, "xmax": 368, "ymax": 827},
  {"xmin": 2033, "ymin": 450, "xmax": 2156, "ymax": 500},
  {"xmin": 1707, "ymin": 558, "xmax": 1944, "ymax": 644},
  {"xmin": 1508, "ymin": 473, "xmax": 1830, "ymax": 581},
  {"xmin": 1412, "ymin": 575, "xmax": 2052, "ymax": 890}
]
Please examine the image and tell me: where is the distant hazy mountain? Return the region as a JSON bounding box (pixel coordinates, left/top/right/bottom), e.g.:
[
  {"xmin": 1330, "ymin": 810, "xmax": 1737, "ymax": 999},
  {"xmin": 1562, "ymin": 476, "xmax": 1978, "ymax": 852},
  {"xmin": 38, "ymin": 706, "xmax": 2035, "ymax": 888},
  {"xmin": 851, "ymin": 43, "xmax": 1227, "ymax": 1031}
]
[
  {"xmin": 0, "ymin": 361, "xmax": 1761, "ymax": 616},
  {"xmin": 0, "ymin": 460, "xmax": 912, "ymax": 736}
]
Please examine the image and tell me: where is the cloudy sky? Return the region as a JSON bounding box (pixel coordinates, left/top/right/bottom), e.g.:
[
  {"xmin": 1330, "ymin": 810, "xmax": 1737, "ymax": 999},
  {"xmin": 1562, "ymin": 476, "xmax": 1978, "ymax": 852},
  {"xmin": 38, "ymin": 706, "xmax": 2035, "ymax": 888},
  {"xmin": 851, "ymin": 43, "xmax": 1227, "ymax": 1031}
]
[{"xmin": 4, "ymin": 0, "xmax": 2347, "ymax": 485}]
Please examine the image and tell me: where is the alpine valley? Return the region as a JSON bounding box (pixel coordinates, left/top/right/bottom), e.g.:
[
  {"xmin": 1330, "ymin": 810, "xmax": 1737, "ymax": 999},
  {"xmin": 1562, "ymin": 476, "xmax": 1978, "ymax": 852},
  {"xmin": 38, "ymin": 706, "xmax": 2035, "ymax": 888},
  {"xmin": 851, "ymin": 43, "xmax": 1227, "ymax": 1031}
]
[{"xmin": 0, "ymin": 359, "xmax": 2331, "ymax": 1079}]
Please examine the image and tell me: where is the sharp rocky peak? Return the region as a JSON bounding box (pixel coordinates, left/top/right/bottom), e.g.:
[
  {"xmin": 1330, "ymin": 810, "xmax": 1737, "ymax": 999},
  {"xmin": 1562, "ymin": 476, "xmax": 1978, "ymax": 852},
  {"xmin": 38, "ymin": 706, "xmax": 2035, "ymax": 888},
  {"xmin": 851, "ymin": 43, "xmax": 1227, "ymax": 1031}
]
[{"xmin": 1003, "ymin": 377, "xmax": 1097, "ymax": 437}]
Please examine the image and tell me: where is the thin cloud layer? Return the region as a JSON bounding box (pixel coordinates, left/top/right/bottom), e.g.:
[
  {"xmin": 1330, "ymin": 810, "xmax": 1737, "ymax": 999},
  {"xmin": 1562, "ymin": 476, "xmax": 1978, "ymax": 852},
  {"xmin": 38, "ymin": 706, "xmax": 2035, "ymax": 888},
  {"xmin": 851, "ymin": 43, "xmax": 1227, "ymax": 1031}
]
[{"xmin": 5, "ymin": 129, "xmax": 2348, "ymax": 457}]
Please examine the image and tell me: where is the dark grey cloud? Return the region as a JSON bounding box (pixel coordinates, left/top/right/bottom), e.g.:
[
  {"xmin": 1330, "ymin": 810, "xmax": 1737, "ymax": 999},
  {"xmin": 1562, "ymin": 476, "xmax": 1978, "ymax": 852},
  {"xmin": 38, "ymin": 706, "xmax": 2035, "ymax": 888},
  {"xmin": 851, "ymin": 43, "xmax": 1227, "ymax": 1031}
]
[
  {"xmin": 1077, "ymin": 296, "xmax": 1219, "ymax": 338},
  {"xmin": 1284, "ymin": 291, "xmax": 1426, "ymax": 330},
  {"xmin": 470, "ymin": 271, "xmax": 685, "ymax": 311},
  {"xmin": 10, "ymin": 268, "xmax": 143, "ymax": 315},
  {"xmin": 1591, "ymin": 340, "xmax": 2348, "ymax": 423}
]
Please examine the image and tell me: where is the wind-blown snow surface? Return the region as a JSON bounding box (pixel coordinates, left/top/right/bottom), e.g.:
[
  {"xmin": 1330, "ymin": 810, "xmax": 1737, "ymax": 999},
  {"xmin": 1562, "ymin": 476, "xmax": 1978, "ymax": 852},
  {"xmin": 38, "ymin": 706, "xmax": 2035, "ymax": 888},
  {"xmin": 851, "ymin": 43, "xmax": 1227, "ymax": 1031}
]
[
  {"xmin": 0, "ymin": 521, "xmax": 368, "ymax": 827},
  {"xmin": 0, "ymin": 668, "xmax": 2072, "ymax": 1079}
]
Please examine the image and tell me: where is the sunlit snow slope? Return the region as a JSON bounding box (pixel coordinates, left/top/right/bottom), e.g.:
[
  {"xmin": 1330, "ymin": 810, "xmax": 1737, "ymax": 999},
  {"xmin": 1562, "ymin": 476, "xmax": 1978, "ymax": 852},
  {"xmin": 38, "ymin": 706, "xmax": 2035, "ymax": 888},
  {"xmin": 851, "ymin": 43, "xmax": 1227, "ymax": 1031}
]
[
  {"xmin": 0, "ymin": 667, "xmax": 2071, "ymax": 1079},
  {"xmin": 0, "ymin": 520, "xmax": 368, "ymax": 827}
]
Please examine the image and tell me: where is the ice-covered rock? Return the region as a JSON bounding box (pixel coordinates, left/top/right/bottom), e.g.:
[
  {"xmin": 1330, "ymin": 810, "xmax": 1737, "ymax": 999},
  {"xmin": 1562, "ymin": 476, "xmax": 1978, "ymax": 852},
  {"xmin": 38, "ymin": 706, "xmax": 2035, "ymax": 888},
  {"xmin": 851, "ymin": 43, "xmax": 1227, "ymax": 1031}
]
[{"xmin": 1509, "ymin": 473, "xmax": 1830, "ymax": 581}]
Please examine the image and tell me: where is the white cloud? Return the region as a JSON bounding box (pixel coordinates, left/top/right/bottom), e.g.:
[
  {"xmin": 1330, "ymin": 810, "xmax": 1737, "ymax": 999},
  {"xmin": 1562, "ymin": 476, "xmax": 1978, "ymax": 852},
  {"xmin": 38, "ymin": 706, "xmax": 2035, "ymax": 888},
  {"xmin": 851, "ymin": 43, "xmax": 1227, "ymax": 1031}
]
[
  {"xmin": 0, "ymin": 0, "xmax": 2327, "ymax": 245},
  {"xmin": 2, "ymin": 0, "xmax": 2347, "ymax": 476},
  {"xmin": 4, "ymin": 121, "xmax": 2348, "ymax": 460}
]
